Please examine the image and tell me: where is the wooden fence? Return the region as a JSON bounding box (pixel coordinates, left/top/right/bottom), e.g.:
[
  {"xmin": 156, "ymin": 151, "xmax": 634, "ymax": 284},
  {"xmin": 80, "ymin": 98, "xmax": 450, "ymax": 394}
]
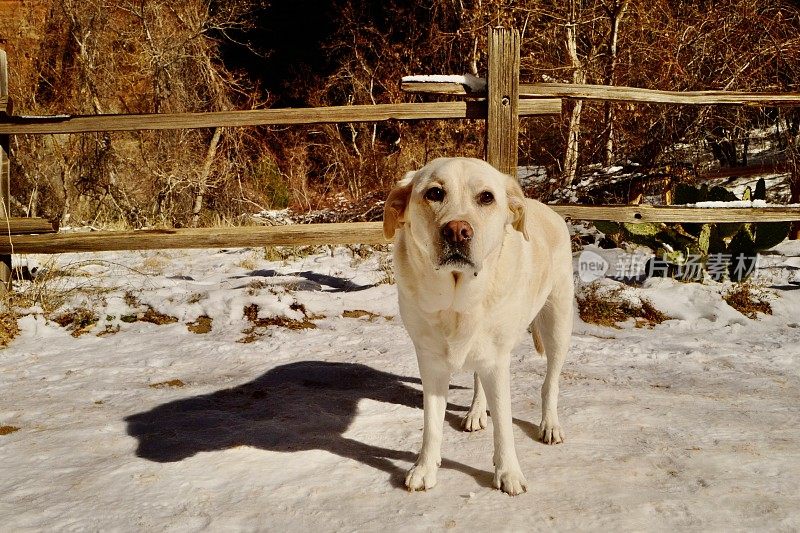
[{"xmin": 2, "ymin": 27, "xmax": 800, "ymax": 293}]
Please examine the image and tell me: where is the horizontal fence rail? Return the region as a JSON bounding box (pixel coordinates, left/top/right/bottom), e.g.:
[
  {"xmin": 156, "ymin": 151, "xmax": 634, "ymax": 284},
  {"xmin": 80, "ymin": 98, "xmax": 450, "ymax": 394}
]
[
  {"xmin": 0, "ymin": 99, "xmax": 561, "ymax": 135},
  {"xmin": 0, "ymin": 223, "xmax": 388, "ymax": 254},
  {"xmin": 4, "ymin": 206, "xmax": 800, "ymax": 255},
  {"xmin": 2, "ymin": 217, "xmax": 56, "ymax": 235},
  {"xmin": 551, "ymin": 204, "xmax": 800, "ymax": 224},
  {"xmin": 402, "ymin": 81, "xmax": 800, "ymax": 106}
]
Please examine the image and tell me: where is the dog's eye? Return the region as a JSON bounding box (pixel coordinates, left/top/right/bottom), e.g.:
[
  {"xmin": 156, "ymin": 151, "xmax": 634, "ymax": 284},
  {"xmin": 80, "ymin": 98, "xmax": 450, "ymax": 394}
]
[
  {"xmin": 478, "ymin": 191, "xmax": 495, "ymax": 205},
  {"xmin": 424, "ymin": 187, "xmax": 446, "ymax": 202}
]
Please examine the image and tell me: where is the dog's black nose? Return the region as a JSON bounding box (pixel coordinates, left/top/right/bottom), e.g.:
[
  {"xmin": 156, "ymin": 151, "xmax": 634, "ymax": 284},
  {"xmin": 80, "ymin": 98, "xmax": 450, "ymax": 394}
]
[{"xmin": 442, "ymin": 220, "xmax": 473, "ymax": 244}]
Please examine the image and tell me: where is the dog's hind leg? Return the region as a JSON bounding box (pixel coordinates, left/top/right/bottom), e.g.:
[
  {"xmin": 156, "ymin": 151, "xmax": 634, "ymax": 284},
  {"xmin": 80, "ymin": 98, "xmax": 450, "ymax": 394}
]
[
  {"xmin": 461, "ymin": 372, "xmax": 488, "ymax": 432},
  {"xmin": 532, "ymin": 279, "xmax": 573, "ymax": 445}
]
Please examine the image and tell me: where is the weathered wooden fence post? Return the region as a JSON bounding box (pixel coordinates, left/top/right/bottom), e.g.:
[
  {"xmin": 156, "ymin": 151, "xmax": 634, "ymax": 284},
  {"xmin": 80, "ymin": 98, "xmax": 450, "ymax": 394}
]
[
  {"xmin": 486, "ymin": 27, "xmax": 520, "ymax": 176},
  {"xmin": 0, "ymin": 46, "xmax": 12, "ymax": 294}
]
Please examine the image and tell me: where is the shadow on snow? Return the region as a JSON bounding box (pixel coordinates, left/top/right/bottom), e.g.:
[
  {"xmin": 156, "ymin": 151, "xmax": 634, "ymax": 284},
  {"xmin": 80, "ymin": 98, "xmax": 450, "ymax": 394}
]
[{"xmin": 124, "ymin": 361, "xmax": 492, "ymax": 489}]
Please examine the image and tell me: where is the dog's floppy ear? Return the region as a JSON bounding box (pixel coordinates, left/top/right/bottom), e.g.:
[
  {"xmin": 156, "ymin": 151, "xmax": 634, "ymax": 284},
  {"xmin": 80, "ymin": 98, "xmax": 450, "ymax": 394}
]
[
  {"xmin": 506, "ymin": 176, "xmax": 530, "ymax": 241},
  {"xmin": 383, "ymin": 172, "xmax": 414, "ymax": 240}
]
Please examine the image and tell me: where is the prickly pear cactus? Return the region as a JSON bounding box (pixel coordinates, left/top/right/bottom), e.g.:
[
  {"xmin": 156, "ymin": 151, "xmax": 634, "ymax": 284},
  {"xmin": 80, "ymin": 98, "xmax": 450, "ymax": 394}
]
[{"xmin": 592, "ymin": 180, "xmax": 789, "ymax": 282}]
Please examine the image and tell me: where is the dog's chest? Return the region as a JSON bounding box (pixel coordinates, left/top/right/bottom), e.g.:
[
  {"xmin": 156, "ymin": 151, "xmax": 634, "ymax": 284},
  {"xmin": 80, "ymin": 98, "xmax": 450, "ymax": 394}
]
[{"xmin": 429, "ymin": 311, "xmax": 501, "ymax": 371}]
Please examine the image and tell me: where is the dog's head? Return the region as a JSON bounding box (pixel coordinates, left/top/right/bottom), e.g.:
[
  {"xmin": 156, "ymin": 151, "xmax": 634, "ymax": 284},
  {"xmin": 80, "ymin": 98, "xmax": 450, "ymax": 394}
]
[{"xmin": 383, "ymin": 157, "xmax": 528, "ymax": 274}]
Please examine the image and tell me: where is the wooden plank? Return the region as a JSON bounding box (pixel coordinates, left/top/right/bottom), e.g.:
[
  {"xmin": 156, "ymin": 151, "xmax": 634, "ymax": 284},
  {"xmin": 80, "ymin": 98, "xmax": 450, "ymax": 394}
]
[
  {"xmin": 402, "ymin": 80, "xmax": 800, "ymax": 106},
  {"xmin": 0, "ymin": 223, "xmax": 389, "ymax": 255},
  {"xmin": 0, "ymin": 99, "xmax": 559, "ymax": 136},
  {"xmin": 0, "ymin": 48, "xmax": 10, "ymax": 293},
  {"xmin": 1, "ymin": 217, "xmax": 57, "ymax": 235},
  {"xmin": 522, "ymin": 83, "xmax": 800, "ymax": 106},
  {"xmin": 517, "ymin": 99, "xmax": 561, "ymax": 116},
  {"xmin": 487, "ymin": 27, "xmax": 521, "ymax": 176},
  {"xmin": 550, "ymin": 204, "xmax": 800, "ymax": 223},
  {"xmin": 4, "ymin": 205, "xmax": 800, "ymax": 255},
  {"xmin": 401, "ymin": 81, "xmax": 485, "ymax": 96}
]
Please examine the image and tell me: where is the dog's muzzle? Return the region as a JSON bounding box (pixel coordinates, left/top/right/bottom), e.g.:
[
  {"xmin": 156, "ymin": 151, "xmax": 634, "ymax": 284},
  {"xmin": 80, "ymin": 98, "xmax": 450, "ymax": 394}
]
[{"xmin": 438, "ymin": 220, "xmax": 476, "ymax": 269}]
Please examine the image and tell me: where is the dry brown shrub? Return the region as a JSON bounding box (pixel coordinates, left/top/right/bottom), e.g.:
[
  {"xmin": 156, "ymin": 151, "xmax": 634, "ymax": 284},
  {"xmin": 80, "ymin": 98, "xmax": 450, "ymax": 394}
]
[
  {"xmin": 723, "ymin": 284, "xmax": 773, "ymax": 319},
  {"xmin": 187, "ymin": 315, "xmax": 213, "ymax": 334},
  {"xmin": 0, "ymin": 310, "xmax": 20, "ymax": 347},
  {"xmin": 53, "ymin": 307, "xmax": 99, "ymax": 337},
  {"xmin": 243, "ymin": 303, "xmax": 316, "ymax": 331},
  {"xmin": 139, "ymin": 308, "xmax": 178, "ymax": 326},
  {"xmin": 577, "ymin": 284, "xmax": 669, "ymax": 328}
]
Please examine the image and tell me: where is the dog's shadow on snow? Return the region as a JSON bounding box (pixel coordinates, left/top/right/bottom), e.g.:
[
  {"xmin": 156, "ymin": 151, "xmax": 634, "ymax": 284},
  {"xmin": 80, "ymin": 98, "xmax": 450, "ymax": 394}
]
[
  {"xmin": 125, "ymin": 361, "xmax": 492, "ymax": 489},
  {"xmin": 234, "ymin": 269, "xmax": 375, "ymax": 293}
]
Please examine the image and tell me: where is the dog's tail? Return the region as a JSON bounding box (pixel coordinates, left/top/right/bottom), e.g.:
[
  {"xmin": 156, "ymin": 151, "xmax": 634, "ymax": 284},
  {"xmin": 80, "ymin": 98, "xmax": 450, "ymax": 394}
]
[{"xmin": 531, "ymin": 324, "xmax": 545, "ymax": 356}]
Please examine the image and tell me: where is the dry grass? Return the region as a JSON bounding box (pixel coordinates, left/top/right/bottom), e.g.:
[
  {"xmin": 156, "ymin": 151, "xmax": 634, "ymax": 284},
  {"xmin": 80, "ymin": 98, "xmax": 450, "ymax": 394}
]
[
  {"xmin": 53, "ymin": 307, "xmax": 99, "ymax": 337},
  {"xmin": 124, "ymin": 291, "xmax": 141, "ymax": 308},
  {"xmin": 187, "ymin": 292, "xmax": 206, "ymax": 304},
  {"xmin": 723, "ymin": 284, "xmax": 773, "ymax": 319},
  {"xmin": 236, "ymin": 252, "xmax": 260, "ymax": 271},
  {"xmin": 11, "ymin": 261, "xmax": 89, "ymax": 315},
  {"xmin": 263, "ymin": 245, "xmax": 329, "ymax": 263},
  {"xmin": 245, "ymin": 280, "xmax": 270, "ymax": 296},
  {"xmin": 187, "ymin": 315, "xmax": 213, "ymax": 334},
  {"xmin": 9, "ymin": 261, "xmax": 138, "ymax": 333},
  {"xmin": 238, "ymin": 302, "xmax": 316, "ymax": 343},
  {"xmin": 376, "ymin": 254, "xmax": 395, "ymax": 285},
  {"xmin": 636, "ymin": 300, "xmax": 671, "ymax": 328},
  {"xmin": 343, "ymin": 309, "xmax": 381, "ymax": 320},
  {"xmin": 139, "ymin": 307, "xmax": 179, "ymax": 325},
  {"xmin": 149, "ymin": 379, "xmax": 186, "ymax": 389},
  {"xmin": 0, "ymin": 426, "xmax": 21, "ymax": 436},
  {"xmin": 577, "ymin": 284, "xmax": 670, "ymax": 328},
  {"xmin": 0, "ymin": 307, "xmax": 20, "ymax": 347},
  {"xmin": 139, "ymin": 255, "xmax": 170, "ymax": 275},
  {"xmin": 342, "ymin": 309, "xmax": 392, "ymax": 322},
  {"xmin": 243, "ymin": 303, "xmax": 316, "ymax": 330}
]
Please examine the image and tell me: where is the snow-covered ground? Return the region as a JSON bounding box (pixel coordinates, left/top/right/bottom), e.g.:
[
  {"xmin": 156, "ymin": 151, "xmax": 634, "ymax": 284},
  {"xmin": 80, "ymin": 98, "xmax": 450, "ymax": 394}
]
[{"xmin": 2, "ymin": 241, "xmax": 799, "ymax": 531}]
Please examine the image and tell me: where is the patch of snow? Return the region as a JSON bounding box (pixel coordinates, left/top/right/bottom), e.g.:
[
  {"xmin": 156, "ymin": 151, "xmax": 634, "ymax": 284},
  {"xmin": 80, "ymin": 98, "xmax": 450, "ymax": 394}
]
[
  {"xmin": 1, "ymin": 243, "xmax": 800, "ymax": 530},
  {"xmin": 516, "ymin": 166, "xmax": 548, "ymax": 187},
  {"xmin": 251, "ymin": 209, "xmax": 294, "ymax": 225},
  {"xmin": 688, "ymin": 199, "xmax": 774, "ymax": 208}
]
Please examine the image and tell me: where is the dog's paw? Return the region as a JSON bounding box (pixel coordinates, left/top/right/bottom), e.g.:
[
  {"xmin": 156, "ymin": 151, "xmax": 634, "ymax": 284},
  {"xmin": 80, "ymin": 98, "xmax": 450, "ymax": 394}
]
[
  {"xmin": 493, "ymin": 467, "xmax": 528, "ymax": 496},
  {"xmin": 461, "ymin": 409, "xmax": 488, "ymax": 432},
  {"xmin": 538, "ymin": 420, "xmax": 565, "ymax": 445},
  {"xmin": 405, "ymin": 463, "xmax": 438, "ymax": 492}
]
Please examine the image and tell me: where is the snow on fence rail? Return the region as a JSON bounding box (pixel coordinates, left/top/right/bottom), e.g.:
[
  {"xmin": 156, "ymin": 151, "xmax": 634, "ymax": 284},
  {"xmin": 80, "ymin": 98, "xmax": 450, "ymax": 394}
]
[{"xmin": 2, "ymin": 28, "xmax": 800, "ymax": 291}]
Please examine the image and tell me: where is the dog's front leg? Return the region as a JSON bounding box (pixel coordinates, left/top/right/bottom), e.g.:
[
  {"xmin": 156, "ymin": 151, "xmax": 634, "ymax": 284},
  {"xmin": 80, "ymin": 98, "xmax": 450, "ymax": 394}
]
[
  {"xmin": 478, "ymin": 361, "xmax": 528, "ymax": 496},
  {"xmin": 406, "ymin": 357, "xmax": 450, "ymax": 491}
]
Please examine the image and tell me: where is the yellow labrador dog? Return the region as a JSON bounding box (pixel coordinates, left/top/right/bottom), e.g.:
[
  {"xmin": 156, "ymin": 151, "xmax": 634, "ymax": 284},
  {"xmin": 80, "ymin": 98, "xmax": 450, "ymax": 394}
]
[{"xmin": 383, "ymin": 157, "xmax": 573, "ymax": 496}]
